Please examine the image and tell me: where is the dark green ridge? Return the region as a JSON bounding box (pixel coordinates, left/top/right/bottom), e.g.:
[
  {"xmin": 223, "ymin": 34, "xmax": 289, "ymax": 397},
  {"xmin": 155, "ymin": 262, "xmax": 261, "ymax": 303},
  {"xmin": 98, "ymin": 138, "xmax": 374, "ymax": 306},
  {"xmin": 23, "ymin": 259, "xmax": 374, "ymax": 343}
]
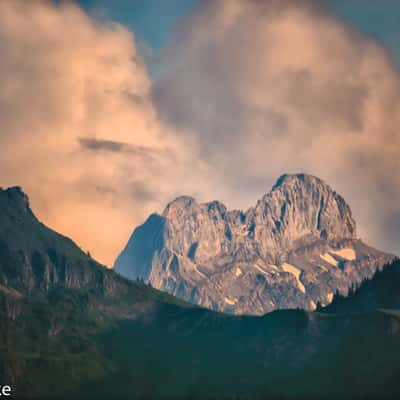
[{"xmin": 1, "ymin": 186, "xmax": 400, "ymax": 399}]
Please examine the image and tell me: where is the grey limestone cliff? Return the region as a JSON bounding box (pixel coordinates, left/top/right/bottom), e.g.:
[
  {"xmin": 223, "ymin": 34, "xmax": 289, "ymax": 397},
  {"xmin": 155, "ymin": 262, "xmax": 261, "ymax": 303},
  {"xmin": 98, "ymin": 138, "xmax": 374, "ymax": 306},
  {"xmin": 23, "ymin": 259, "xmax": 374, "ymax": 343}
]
[{"xmin": 115, "ymin": 174, "xmax": 395, "ymax": 315}]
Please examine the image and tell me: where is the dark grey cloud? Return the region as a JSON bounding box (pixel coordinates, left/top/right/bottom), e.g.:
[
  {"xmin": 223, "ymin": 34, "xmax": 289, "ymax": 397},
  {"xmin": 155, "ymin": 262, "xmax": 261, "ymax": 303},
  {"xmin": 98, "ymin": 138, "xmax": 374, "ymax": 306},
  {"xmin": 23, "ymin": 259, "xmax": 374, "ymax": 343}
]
[
  {"xmin": 78, "ymin": 137, "xmax": 156, "ymax": 161},
  {"xmin": 79, "ymin": 137, "xmax": 132, "ymax": 152}
]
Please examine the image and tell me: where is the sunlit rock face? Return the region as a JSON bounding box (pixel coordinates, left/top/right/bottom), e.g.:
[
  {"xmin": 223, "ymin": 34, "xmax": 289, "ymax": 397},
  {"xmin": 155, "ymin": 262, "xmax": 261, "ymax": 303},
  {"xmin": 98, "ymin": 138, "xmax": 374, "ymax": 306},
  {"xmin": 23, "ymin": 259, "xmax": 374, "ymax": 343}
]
[{"xmin": 115, "ymin": 174, "xmax": 394, "ymax": 315}]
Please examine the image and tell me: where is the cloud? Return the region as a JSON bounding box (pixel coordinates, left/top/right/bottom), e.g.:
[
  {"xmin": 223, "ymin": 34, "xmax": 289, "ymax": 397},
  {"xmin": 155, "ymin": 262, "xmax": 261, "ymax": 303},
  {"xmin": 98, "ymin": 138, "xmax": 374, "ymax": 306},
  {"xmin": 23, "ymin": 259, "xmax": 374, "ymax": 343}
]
[
  {"xmin": 79, "ymin": 138, "xmax": 137, "ymax": 153},
  {"xmin": 1, "ymin": 0, "xmax": 400, "ymax": 266},
  {"xmin": 0, "ymin": 0, "xmax": 213, "ymax": 265},
  {"xmin": 153, "ymin": 0, "xmax": 400, "ymax": 254},
  {"xmin": 78, "ymin": 137, "xmax": 159, "ymax": 160}
]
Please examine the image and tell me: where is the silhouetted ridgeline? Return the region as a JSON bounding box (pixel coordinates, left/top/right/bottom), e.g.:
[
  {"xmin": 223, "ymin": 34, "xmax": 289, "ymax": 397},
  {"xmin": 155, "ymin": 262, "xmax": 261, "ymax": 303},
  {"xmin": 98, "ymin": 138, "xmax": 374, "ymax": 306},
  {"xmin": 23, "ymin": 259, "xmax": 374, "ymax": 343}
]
[
  {"xmin": 322, "ymin": 258, "xmax": 400, "ymax": 313},
  {"xmin": 1, "ymin": 186, "xmax": 400, "ymax": 399}
]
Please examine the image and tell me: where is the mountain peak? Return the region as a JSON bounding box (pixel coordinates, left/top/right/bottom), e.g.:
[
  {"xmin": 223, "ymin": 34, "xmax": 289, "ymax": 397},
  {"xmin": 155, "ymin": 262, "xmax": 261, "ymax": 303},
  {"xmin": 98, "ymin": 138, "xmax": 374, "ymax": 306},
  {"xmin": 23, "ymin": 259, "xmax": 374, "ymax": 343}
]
[
  {"xmin": 163, "ymin": 195, "xmax": 196, "ymax": 216},
  {"xmin": 115, "ymin": 173, "xmax": 392, "ymax": 315},
  {"xmin": 272, "ymin": 173, "xmax": 326, "ymax": 190},
  {"xmin": 258, "ymin": 172, "xmax": 357, "ymax": 241},
  {"xmin": 1, "ymin": 185, "xmax": 29, "ymax": 199},
  {"xmin": 0, "ymin": 185, "xmax": 127, "ymax": 296},
  {"xmin": 0, "ymin": 186, "xmax": 31, "ymax": 215}
]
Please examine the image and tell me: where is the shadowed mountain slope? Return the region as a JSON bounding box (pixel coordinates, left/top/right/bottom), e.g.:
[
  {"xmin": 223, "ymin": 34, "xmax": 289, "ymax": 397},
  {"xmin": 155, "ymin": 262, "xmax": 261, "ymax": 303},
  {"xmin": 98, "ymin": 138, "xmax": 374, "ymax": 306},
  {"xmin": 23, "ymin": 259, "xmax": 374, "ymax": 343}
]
[{"xmin": 1, "ymin": 186, "xmax": 400, "ymax": 399}]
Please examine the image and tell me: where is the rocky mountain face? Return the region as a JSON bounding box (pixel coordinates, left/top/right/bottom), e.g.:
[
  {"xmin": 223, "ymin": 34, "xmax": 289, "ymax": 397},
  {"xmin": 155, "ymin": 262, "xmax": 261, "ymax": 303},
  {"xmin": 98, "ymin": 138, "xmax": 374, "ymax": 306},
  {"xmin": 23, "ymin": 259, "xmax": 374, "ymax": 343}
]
[
  {"xmin": 115, "ymin": 173, "xmax": 394, "ymax": 315},
  {"xmin": 0, "ymin": 186, "xmax": 130, "ymax": 301},
  {"xmin": 2, "ymin": 184, "xmax": 400, "ymax": 399},
  {"xmin": 0, "ymin": 186, "xmax": 191, "ymax": 395},
  {"xmin": 0, "ymin": 186, "xmax": 190, "ymax": 323}
]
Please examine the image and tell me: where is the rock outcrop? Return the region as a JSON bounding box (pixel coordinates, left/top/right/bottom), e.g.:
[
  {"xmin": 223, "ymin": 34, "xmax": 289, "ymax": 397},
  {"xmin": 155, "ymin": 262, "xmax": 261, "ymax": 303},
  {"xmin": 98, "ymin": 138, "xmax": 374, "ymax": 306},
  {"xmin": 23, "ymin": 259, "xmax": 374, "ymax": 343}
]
[
  {"xmin": 0, "ymin": 186, "xmax": 129, "ymax": 300},
  {"xmin": 115, "ymin": 174, "xmax": 395, "ymax": 315}
]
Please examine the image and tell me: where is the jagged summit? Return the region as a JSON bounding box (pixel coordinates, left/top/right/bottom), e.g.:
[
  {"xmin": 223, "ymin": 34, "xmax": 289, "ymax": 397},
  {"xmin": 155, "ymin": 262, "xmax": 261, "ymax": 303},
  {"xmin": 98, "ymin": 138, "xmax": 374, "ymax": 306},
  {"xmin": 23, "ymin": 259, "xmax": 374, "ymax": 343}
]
[
  {"xmin": 115, "ymin": 174, "xmax": 394, "ymax": 315},
  {"xmin": 255, "ymin": 172, "xmax": 357, "ymax": 243},
  {"xmin": 165, "ymin": 173, "xmax": 331, "ymax": 212},
  {"xmin": 1, "ymin": 185, "xmax": 25, "ymax": 193},
  {"xmin": 0, "ymin": 186, "xmax": 31, "ymax": 212},
  {"xmin": 163, "ymin": 172, "xmax": 356, "ymax": 250},
  {"xmin": 1, "ymin": 185, "xmax": 29, "ymax": 198},
  {"xmin": 272, "ymin": 172, "xmax": 321, "ymax": 187},
  {"xmin": 163, "ymin": 195, "xmax": 229, "ymax": 217},
  {"xmin": 163, "ymin": 195, "xmax": 197, "ymax": 212}
]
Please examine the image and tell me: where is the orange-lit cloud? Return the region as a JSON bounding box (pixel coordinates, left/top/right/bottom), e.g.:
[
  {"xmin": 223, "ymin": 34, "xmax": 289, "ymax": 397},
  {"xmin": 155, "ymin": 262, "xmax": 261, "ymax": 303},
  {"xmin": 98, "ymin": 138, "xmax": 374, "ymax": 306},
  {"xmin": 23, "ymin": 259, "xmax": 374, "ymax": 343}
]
[
  {"xmin": 0, "ymin": 0, "xmax": 213, "ymax": 265},
  {"xmin": 154, "ymin": 0, "xmax": 400, "ymax": 254},
  {"xmin": 1, "ymin": 0, "xmax": 400, "ymax": 267}
]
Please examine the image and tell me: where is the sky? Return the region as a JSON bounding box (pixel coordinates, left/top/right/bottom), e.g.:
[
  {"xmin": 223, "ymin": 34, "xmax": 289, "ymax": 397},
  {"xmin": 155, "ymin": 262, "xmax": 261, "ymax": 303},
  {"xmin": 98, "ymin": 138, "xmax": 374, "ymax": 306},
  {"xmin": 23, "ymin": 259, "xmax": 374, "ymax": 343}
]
[
  {"xmin": 77, "ymin": 0, "xmax": 199, "ymax": 50},
  {"xmin": 75, "ymin": 0, "xmax": 400, "ymax": 67},
  {"xmin": 1, "ymin": 0, "xmax": 400, "ymax": 266}
]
